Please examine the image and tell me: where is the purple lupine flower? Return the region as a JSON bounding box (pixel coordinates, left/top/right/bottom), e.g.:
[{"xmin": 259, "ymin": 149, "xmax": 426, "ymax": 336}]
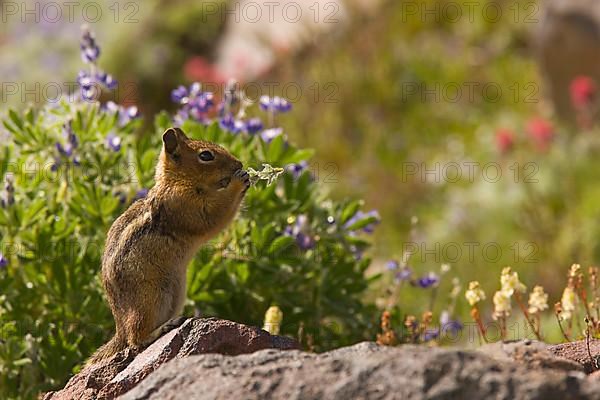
[
  {"xmin": 77, "ymin": 70, "xmax": 93, "ymax": 89},
  {"xmin": 105, "ymin": 133, "xmax": 122, "ymax": 152},
  {"xmin": 103, "ymin": 101, "xmax": 139, "ymax": 126},
  {"xmin": 50, "ymin": 158, "xmax": 61, "ymax": 172},
  {"xmin": 55, "ymin": 142, "xmax": 72, "ymax": 157},
  {"xmin": 190, "ymin": 91, "xmax": 214, "ymax": 113},
  {"xmin": 395, "ymin": 267, "xmax": 412, "ymax": 283},
  {"xmin": 81, "ymin": 46, "xmax": 100, "ymax": 63},
  {"xmin": 118, "ymin": 106, "xmax": 139, "ymax": 126},
  {"xmin": 174, "ymin": 109, "xmax": 189, "ymax": 126},
  {"xmin": 55, "ymin": 121, "xmax": 78, "ymax": 159},
  {"xmin": 63, "ymin": 121, "xmax": 78, "ymax": 149},
  {"xmin": 246, "ymin": 118, "xmax": 263, "ymax": 134},
  {"xmin": 95, "ymin": 71, "xmax": 117, "ymax": 90},
  {"xmin": 259, "ymin": 96, "xmax": 292, "ymax": 113},
  {"xmin": 171, "ymin": 85, "xmax": 188, "ymax": 104},
  {"xmin": 171, "ymin": 83, "xmax": 215, "ymax": 123},
  {"xmin": 275, "ymin": 97, "xmax": 292, "ymax": 112},
  {"xmin": 171, "ymin": 82, "xmax": 214, "ymax": 123},
  {"xmin": 386, "ymin": 260, "xmax": 399, "ymax": 270},
  {"xmin": 284, "ymin": 215, "xmax": 315, "ymax": 250},
  {"xmin": 349, "ymin": 245, "xmax": 363, "ymax": 260},
  {"xmin": 134, "ymin": 188, "xmax": 148, "ymax": 200},
  {"xmin": 1, "ymin": 174, "xmax": 15, "ymax": 208},
  {"xmin": 80, "ymin": 85, "xmax": 99, "ymax": 101},
  {"xmin": 343, "ymin": 210, "xmax": 381, "ymax": 234},
  {"xmin": 0, "ymin": 253, "xmax": 8, "ymax": 269},
  {"xmin": 343, "ymin": 211, "xmax": 362, "ymax": 230},
  {"xmin": 362, "ymin": 210, "xmax": 381, "ymax": 233},
  {"xmin": 77, "ymin": 70, "xmax": 99, "ymax": 101},
  {"xmin": 115, "ymin": 191, "xmax": 127, "ymax": 205},
  {"xmin": 295, "ymin": 233, "xmax": 314, "ymax": 250},
  {"xmin": 417, "ymin": 272, "xmax": 439, "ymax": 289},
  {"xmin": 64, "ymin": 143, "xmax": 76, "ymax": 157},
  {"xmin": 423, "ymin": 329, "xmax": 440, "ymax": 342},
  {"xmin": 80, "ymin": 45, "xmax": 100, "ymax": 64},
  {"xmin": 439, "ymin": 311, "xmax": 462, "ymax": 337},
  {"xmin": 104, "ymin": 101, "xmax": 120, "ymax": 114},
  {"xmin": 286, "ymin": 161, "xmax": 308, "ymax": 179},
  {"xmin": 80, "ymin": 27, "xmax": 100, "ymax": 63},
  {"xmin": 189, "ymin": 82, "xmax": 202, "ymax": 97},
  {"xmin": 219, "ymin": 114, "xmax": 245, "ymax": 134},
  {"xmin": 188, "ymin": 107, "xmax": 211, "ymax": 124},
  {"xmin": 259, "ymin": 95, "xmax": 271, "ymax": 111},
  {"xmin": 126, "ymin": 106, "xmax": 139, "ymax": 118},
  {"xmin": 260, "ymin": 128, "xmax": 283, "ymax": 143}
]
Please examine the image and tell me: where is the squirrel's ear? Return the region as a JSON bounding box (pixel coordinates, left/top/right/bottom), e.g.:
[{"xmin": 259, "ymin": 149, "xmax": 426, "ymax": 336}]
[
  {"xmin": 162, "ymin": 128, "xmax": 187, "ymax": 156},
  {"xmin": 162, "ymin": 128, "xmax": 178, "ymax": 155},
  {"xmin": 173, "ymin": 127, "xmax": 189, "ymax": 141}
]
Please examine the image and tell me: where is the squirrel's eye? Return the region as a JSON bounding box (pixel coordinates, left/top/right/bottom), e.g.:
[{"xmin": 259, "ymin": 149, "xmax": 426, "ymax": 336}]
[{"xmin": 198, "ymin": 150, "xmax": 214, "ymax": 162}]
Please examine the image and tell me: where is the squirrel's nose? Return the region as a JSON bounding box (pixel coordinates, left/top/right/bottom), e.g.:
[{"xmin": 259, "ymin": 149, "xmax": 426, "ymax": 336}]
[{"xmin": 234, "ymin": 160, "xmax": 243, "ymax": 171}]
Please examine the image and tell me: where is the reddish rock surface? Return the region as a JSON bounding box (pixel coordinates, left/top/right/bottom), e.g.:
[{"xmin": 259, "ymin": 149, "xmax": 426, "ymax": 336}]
[
  {"xmin": 548, "ymin": 338, "xmax": 600, "ymax": 373},
  {"xmin": 42, "ymin": 320, "xmax": 600, "ymax": 400},
  {"xmin": 42, "ymin": 317, "xmax": 298, "ymax": 400}
]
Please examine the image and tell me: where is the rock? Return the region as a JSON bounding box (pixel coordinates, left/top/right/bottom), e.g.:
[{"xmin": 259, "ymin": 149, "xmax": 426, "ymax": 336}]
[
  {"xmin": 43, "ymin": 320, "xmax": 600, "ymax": 400},
  {"xmin": 479, "ymin": 339, "xmax": 584, "ymax": 372},
  {"xmin": 549, "ymin": 338, "xmax": 600, "ymax": 373},
  {"xmin": 536, "ymin": 0, "xmax": 600, "ymax": 120},
  {"xmin": 41, "ymin": 317, "xmax": 299, "ymax": 400},
  {"xmin": 122, "ymin": 342, "xmax": 600, "ymax": 400}
]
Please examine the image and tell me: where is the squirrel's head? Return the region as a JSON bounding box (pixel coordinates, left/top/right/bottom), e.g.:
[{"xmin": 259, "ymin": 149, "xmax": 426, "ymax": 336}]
[{"xmin": 156, "ymin": 127, "xmax": 244, "ymax": 199}]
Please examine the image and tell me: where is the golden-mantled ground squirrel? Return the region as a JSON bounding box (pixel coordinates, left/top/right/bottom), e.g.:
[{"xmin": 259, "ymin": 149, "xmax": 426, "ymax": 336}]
[{"xmin": 87, "ymin": 127, "xmax": 249, "ymax": 365}]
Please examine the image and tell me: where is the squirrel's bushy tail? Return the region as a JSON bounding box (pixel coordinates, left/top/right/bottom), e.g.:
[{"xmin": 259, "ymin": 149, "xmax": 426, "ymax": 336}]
[{"xmin": 85, "ymin": 333, "xmax": 127, "ymax": 366}]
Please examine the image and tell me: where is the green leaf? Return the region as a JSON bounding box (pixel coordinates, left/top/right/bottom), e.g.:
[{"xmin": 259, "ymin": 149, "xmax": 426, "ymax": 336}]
[
  {"xmin": 154, "ymin": 111, "xmax": 172, "ymax": 132},
  {"xmin": 0, "ymin": 146, "xmax": 11, "ymax": 178},
  {"xmin": 8, "ymin": 109, "xmax": 23, "ymax": 130},
  {"xmin": 204, "ymin": 121, "xmax": 220, "ymax": 142},
  {"xmin": 282, "ymin": 148, "xmax": 315, "ymax": 164},
  {"xmin": 267, "ymin": 235, "xmax": 295, "ymax": 255},
  {"xmin": 21, "ymin": 199, "xmax": 46, "ymax": 228},
  {"xmin": 266, "ymin": 135, "xmax": 286, "ymax": 162},
  {"xmin": 344, "ymin": 216, "xmax": 378, "ymax": 232},
  {"xmin": 340, "ymin": 201, "xmax": 362, "ymax": 224}
]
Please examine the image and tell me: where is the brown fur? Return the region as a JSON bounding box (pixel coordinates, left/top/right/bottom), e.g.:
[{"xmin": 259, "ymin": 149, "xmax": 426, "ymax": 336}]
[{"xmin": 86, "ymin": 128, "xmax": 249, "ymax": 365}]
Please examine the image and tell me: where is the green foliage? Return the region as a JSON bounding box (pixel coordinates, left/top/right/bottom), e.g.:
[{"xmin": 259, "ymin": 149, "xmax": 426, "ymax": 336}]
[{"xmin": 0, "ymin": 100, "xmax": 377, "ymax": 398}]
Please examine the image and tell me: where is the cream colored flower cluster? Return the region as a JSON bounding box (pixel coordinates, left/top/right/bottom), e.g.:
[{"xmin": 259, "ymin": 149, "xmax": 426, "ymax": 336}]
[
  {"xmin": 465, "ymin": 267, "xmax": 549, "ymax": 320},
  {"xmin": 492, "ymin": 267, "xmax": 526, "ymax": 320}
]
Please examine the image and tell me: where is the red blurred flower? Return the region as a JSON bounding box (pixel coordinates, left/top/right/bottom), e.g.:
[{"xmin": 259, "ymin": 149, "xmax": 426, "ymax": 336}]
[
  {"xmin": 526, "ymin": 117, "xmax": 554, "ymax": 151},
  {"xmin": 495, "ymin": 128, "xmax": 515, "ymax": 154},
  {"xmin": 570, "ymin": 76, "xmax": 596, "ymax": 109},
  {"xmin": 184, "ymin": 56, "xmax": 225, "ymax": 85}
]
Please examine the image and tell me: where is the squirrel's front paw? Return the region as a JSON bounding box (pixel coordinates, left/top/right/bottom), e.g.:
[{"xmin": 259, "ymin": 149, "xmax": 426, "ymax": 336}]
[{"xmin": 233, "ymin": 169, "xmax": 251, "ymax": 190}]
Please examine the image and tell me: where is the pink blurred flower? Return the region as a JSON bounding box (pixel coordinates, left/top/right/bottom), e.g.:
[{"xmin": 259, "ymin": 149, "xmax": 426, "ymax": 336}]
[
  {"xmin": 570, "ymin": 76, "xmax": 596, "ymax": 109},
  {"xmin": 526, "ymin": 117, "xmax": 554, "ymax": 151},
  {"xmin": 184, "ymin": 56, "xmax": 225, "ymax": 85},
  {"xmin": 495, "ymin": 129, "xmax": 515, "ymax": 154}
]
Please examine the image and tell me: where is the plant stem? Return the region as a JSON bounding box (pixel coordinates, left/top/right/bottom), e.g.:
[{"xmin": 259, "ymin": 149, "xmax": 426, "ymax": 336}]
[
  {"xmin": 471, "ymin": 307, "xmax": 488, "ymax": 344},
  {"xmin": 555, "ymin": 313, "xmax": 571, "ymax": 342},
  {"xmin": 515, "ymin": 293, "xmax": 542, "ymax": 340}
]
